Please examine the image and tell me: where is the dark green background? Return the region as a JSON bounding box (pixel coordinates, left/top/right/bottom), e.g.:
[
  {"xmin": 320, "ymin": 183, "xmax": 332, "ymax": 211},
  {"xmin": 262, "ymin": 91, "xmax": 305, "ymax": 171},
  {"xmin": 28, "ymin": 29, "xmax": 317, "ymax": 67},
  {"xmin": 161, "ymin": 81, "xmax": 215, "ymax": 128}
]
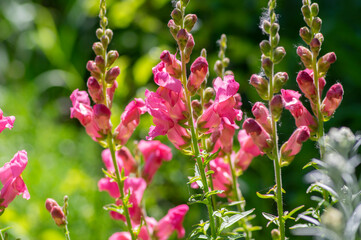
[{"xmin": 0, "ymin": 0, "xmax": 360, "ymax": 239}]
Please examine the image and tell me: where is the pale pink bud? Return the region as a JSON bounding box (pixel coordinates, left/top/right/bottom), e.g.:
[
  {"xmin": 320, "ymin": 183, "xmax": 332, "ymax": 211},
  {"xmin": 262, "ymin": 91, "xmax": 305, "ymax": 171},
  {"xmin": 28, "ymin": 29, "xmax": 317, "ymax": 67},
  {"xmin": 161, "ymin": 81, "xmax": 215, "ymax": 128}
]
[
  {"xmin": 184, "ymin": 14, "xmax": 197, "ymax": 32},
  {"xmin": 250, "ymin": 74, "xmax": 268, "ymax": 100},
  {"xmin": 155, "ymin": 205, "xmax": 189, "ymax": 240},
  {"xmin": 86, "ymin": 61, "xmax": 101, "ymax": 79},
  {"xmin": 160, "ymin": 50, "xmax": 182, "ymax": 78},
  {"xmin": 176, "ymin": 29, "xmax": 189, "ymax": 50},
  {"xmin": 93, "ymin": 104, "xmax": 111, "ymax": 131},
  {"xmin": 321, "ymin": 83, "xmax": 343, "ymax": 118},
  {"xmin": 105, "ymin": 66, "xmax": 120, "ymax": 84},
  {"xmin": 318, "ymin": 52, "xmax": 337, "ymax": 76},
  {"xmin": 51, "ymin": 206, "xmax": 66, "ymax": 226},
  {"xmin": 281, "ymin": 126, "xmax": 310, "ymax": 164},
  {"xmin": 0, "ymin": 109, "xmax": 15, "ymax": 133},
  {"xmin": 252, "ymin": 102, "xmax": 271, "ymax": 133},
  {"xmin": 45, "ymin": 198, "xmax": 59, "ymax": 212},
  {"xmin": 297, "ymin": 46, "xmax": 312, "ymax": 69},
  {"xmin": 184, "ymin": 34, "xmax": 195, "ymax": 62},
  {"xmin": 95, "ymin": 55, "xmax": 105, "ymax": 71},
  {"xmin": 296, "ymin": 69, "xmax": 326, "ymax": 103},
  {"xmin": 87, "ymin": 77, "xmax": 104, "ymax": 104},
  {"xmin": 168, "ymin": 19, "xmax": 180, "ymax": 40},
  {"xmin": 243, "ymin": 118, "xmax": 272, "ymax": 152},
  {"xmin": 187, "ymin": 57, "xmax": 208, "ymax": 95},
  {"xmin": 270, "ymin": 95, "xmax": 283, "ymax": 122}
]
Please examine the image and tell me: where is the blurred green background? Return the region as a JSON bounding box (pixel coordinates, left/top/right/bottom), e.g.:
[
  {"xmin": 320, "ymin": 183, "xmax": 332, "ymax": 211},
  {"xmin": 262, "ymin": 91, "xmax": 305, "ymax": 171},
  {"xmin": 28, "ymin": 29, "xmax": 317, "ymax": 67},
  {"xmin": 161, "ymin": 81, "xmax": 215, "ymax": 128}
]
[{"xmin": 0, "ymin": 0, "xmax": 360, "ymax": 239}]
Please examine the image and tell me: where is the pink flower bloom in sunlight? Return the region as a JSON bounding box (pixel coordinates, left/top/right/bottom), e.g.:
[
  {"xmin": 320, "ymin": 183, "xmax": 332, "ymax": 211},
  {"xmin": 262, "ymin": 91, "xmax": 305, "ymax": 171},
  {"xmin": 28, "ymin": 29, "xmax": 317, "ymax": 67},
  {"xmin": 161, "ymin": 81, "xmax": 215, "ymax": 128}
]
[
  {"xmin": 0, "ymin": 151, "xmax": 30, "ymax": 210},
  {"xmin": 234, "ymin": 130, "xmax": 262, "ymax": 171},
  {"xmin": 296, "ymin": 69, "xmax": 326, "ymax": 103},
  {"xmin": 109, "ymin": 232, "xmax": 131, "ymax": 240},
  {"xmin": 281, "ymin": 126, "xmax": 310, "ymax": 163},
  {"xmin": 159, "ymin": 50, "xmax": 182, "ymax": 79},
  {"xmin": 93, "ymin": 104, "xmax": 111, "ymax": 132},
  {"xmin": 138, "ymin": 140, "xmax": 172, "ymax": 184},
  {"xmin": 101, "ymin": 148, "xmax": 137, "ymax": 176},
  {"xmin": 99, "ymin": 177, "xmax": 146, "ymax": 225},
  {"xmin": 70, "ymin": 89, "xmax": 93, "ymax": 126},
  {"xmin": 281, "ymin": 89, "xmax": 317, "ymax": 132},
  {"xmin": 321, "ymin": 83, "xmax": 344, "ymax": 117},
  {"xmin": 187, "ymin": 57, "xmax": 208, "ymax": 94},
  {"xmin": 109, "ymin": 217, "xmax": 157, "ymax": 240},
  {"xmin": 152, "ymin": 61, "xmax": 182, "ymax": 93},
  {"xmin": 243, "ymin": 118, "xmax": 272, "ymax": 152},
  {"xmin": 114, "ymin": 98, "xmax": 147, "ymax": 146},
  {"xmin": 155, "ymin": 204, "xmax": 189, "ymax": 240},
  {"xmin": 0, "ymin": 109, "xmax": 15, "ymax": 133},
  {"xmin": 210, "ymin": 157, "xmax": 232, "ymax": 198}
]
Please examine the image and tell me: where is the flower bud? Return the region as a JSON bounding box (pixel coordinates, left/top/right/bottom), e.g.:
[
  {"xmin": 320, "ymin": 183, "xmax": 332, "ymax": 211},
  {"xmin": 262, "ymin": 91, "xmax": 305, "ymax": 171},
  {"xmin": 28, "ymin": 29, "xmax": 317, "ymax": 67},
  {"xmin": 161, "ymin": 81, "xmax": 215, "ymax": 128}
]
[
  {"xmin": 312, "ymin": 17, "xmax": 322, "ymax": 33},
  {"xmin": 281, "ymin": 126, "xmax": 310, "ymax": 165},
  {"xmin": 260, "ymin": 40, "xmax": 271, "ymax": 56},
  {"xmin": 297, "ymin": 46, "xmax": 312, "ymax": 69},
  {"xmin": 96, "ymin": 28, "xmax": 103, "ymax": 39},
  {"xmin": 51, "ymin": 206, "xmax": 66, "ymax": 226},
  {"xmin": 86, "ymin": 61, "xmax": 101, "ymax": 79},
  {"xmin": 222, "ymin": 58, "xmax": 230, "ymax": 68},
  {"xmin": 176, "ymin": 29, "xmax": 189, "ymax": 51},
  {"xmin": 249, "ymin": 74, "xmax": 269, "ymax": 100},
  {"xmin": 262, "ymin": 57, "xmax": 273, "ymax": 77},
  {"xmin": 92, "ymin": 42, "xmax": 104, "ymax": 56},
  {"xmin": 187, "ymin": 57, "xmax": 208, "ymax": 95},
  {"xmin": 191, "ymin": 100, "xmax": 202, "ymax": 119},
  {"xmin": 106, "ymin": 50, "xmax": 119, "ymax": 68},
  {"xmin": 270, "ymin": 23, "xmax": 279, "ymax": 36},
  {"xmin": 105, "ymin": 66, "xmax": 120, "ymax": 84},
  {"xmin": 263, "ymin": 20, "xmax": 271, "ymax": 34},
  {"xmin": 310, "ymin": 3, "xmax": 319, "ymax": 16},
  {"xmin": 184, "ymin": 14, "xmax": 197, "ymax": 32},
  {"xmin": 243, "ymin": 118, "xmax": 273, "ymax": 152},
  {"xmin": 214, "ymin": 60, "xmax": 223, "ymax": 77},
  {"xmin": 203, "ymin": 87, "xmax": 215, "ymax": 104},
  {"xmin": 252, "ymin": 102, "xmax": 271, "ymax": 133},
  {"xmin": 93, "ymin": 104, "xmax": 111, "ymax": 131},
  {"xmin": 271, "ymin": 33, "xmax": 280, "ymax": 48},
  {"xmin": 184, "ymin": 34, "xmax": 195, "ymax": 63},
  {"xmin": 87, "ymin": 77, "xmax": 104, "ymax": 104},
  {"xmin": 45, "ymin": 198, "xmax": 59, "ymax": 212},
  {"xmin": 318, "ymin": 52, "xmax": 337, "ymax": 77},
  {"xmin": 176, "ymin": 1, "xmax": 182, "ymax": 9},
  {"xmin": 95, "ymin": 55, "xmax": 105, "ymax": 72},
  {"xmin": 201, "ymin": 48, "xmax": 207, "ymax": 58},
  {"xmin": 171, "ymin": 8, "xmax": 183, "ymax": 26},
  {"xmin": 314, "ymin": 33, "xmax": 324, "ymax": 44},
  {"xmin": 168, "ymin": 20, "xmax": 180, "ymax": 40},
  {"xmin": 273, "ymin": 72, "xmax": 288, "ymax": 93},
  {"xmin": 234, "ymin": 93, "xmax": 242, "ymax": 109},
  {"xmin": 101, "ymin": 35, "xmax": 109, "ymax": 49},
  {"xmin": 270, "ymin": 95, "xmax": 283, "ymax": 122},
  {"xmin": 321, "ymin": 83, "xmax": 343, "ymax": 119},
  {"xmin": 299, "ymin": 27, "xmax": 312, "ymax": 44},
  {"xmin": 273, "ymin": 46, "xmax": 286, "ymax": 64},
  {"xmin": 105, "ymin": 29, "xmax": 113, "ymax": 42},
  {"xmin": 301, "ymin": 5, "xmax": 311, "ymax": 19},
  {"xmin": 271, "ymin": 229, "xmax": 280, "ymax": 240},
  {"xmin": 310, "ymin": 38, "xmax": 321, "ymax": 53}
]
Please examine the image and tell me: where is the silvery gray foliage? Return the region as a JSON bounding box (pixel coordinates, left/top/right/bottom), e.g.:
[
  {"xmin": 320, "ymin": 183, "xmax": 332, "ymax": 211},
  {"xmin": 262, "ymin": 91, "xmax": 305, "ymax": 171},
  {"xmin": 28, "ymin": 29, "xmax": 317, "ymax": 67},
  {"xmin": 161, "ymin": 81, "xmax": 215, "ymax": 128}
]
[{"xmin": 293, "ymin": 127, "xmax": 361, "ymax": 240}]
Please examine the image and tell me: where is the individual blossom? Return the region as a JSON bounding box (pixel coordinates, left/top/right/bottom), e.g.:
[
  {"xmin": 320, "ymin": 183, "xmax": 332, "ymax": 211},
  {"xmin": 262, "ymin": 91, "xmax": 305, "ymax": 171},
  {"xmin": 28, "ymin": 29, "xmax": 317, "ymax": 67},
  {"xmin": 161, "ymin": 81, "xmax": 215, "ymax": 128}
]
[
  {"xmin": 138, "ymin": 140, "xmax": 172, "ymax": 184},
  {"xmin": 296, "ymin": 68, "xmax": 326, "ymax": 104},
  {"xmin": 187, "ymin": 57, "xmax": 208, "ymax": 95},
  {"xmin": 209, "ymin": 157, "xmax": 233, "ymax": 198},
  {"xmin": 114, "ymin": 98, "xmax": 147, "ymax": 146},
  {"xmin": 109, "ymin": 217, "xmax": 157, "ymax": 240},
  {"xmin": 0, "ymin": 151, "xmax": 30, "ymax": 210},
  {"xmin": 281, "ymin": 89, "xmax": 317, "ymax": 132},
  {"xmin": 155, "ymin": 204, "xmax": 189, "ymax": 240},
  {"xmin": 243, "ymin": 118, "xmax": 272, "ymax": 152},
  {"xmin": 0, "ymin": 109, "xmax": 15, "ymax": 133},
  {"xmin": 280, "ymin": 126, "xmax": 310, "ymax": 164},
  {"xmin": 234, "ymin": 130, "xmax": 262, "ymax": 171},
  {"xmin": 321, "ymin": 83, "xmax": 344, "ymax": 118},
  {"xmin": 101, "ymin": 148, "xmax": 137, "ymax": 176}
]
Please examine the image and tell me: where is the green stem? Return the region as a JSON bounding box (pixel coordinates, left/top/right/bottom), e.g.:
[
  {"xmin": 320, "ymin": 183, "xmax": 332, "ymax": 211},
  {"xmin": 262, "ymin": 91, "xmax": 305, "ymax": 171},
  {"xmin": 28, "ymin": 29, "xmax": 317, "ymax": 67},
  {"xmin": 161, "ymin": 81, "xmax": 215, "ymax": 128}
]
[
  {"xmin": 227, "ymin": 155, "xmax": 251, "ymax": 240},
  {"xmin": 64, "ymin": 225, "xmax": 71, "ymax": 240},
  {"xmin": 107, "ymin": 135, "xmax": 136, "ymax": 240},
  {"xmin": 0, "ymin": 232, "xmax": 4, "ymax": 240}
]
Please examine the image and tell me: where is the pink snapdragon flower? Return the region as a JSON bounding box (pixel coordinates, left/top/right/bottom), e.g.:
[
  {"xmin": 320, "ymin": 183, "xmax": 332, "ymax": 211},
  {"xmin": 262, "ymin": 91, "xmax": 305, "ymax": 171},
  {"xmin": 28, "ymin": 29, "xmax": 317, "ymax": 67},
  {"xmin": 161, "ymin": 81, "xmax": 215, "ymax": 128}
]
[
  {"xmin": 281, "ymin": 126, "xmax": 310, "ymax": 163},
  {"xmin": 101, "ymin": 148, "xmax": 137, "ymax": 175},
  {"xmin": 187, "ymin": 57, "xmax": 208, "ymax": 95},
  {"xmin": 296, "ymin": 69, "xmax": 326, "ymax": 104},
  {"xmin": 210, "ymin": 157, "xmax": 232, "ymax": 198},
  {"xmin": 252, "ymin": 102, "xmax": 271, "ymax": 133},
  {"xmin": 138, "ymin": 140, "xmax": 172, "ymax": 184},
  {"xmin": 281, "ymin": 89, "xmax": 317, "ymax": 131},
  {"xmin": 234, "ymin": 130, "xmax": 262, "ymax": 171},
  {"xmin": 243, "ymin": 118, "xmax": 272, "ymax": 152},
  {"xmin": 159, "ymin": 50, "xmax": 182, "ymax": 79},
  {"xmin": 114, "ymin": 98, "xmax": 147, "ymax": 146},
  {"xmin": 155, "ymin": 204, "xmax": 189, "ymax": 240},
  {"xmin": 0, "ymin": 151, "xmax": 30, "ymax": 210},
  {"xmin": 321, "ymin": 83, "xmax": 344, "ymax": 117},
  {"xmin": 109, "ymin": 217, "xmax": 157, "ymax": 240},
  {"xmin": 0, "ymin": 109, "xmax": 15, "ymax": 133}
]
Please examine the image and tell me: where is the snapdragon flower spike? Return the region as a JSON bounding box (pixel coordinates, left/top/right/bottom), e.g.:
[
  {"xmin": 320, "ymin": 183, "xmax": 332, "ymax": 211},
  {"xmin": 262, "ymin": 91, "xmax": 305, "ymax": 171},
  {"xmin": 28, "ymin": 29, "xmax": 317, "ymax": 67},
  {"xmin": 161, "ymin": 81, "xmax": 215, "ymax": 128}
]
[
  {"xmin": 281, "ymin": 89, "xmax": 317, "ymax": 132},
  {"xmin": 138, "ymin": 140, "xmax": 172, "ymax": 184},
  {"xmin": 0, "ymin": 109, "xmax": 15, "ymax": 133},
  {"xmin": 321, "ymin": 83, "xmax": 344, "ymax": 119},
  {"xmin": 234, "ymin": 130, "xmax": 262, "ymax": 171},
  {"xmin": 0, "ymin": 151, "xmax": 30, "ymax": 210},
  {"xmin": 242, "ymin": 118, "xmax": 272, "ymax": 152},
  {"xmin": 296, "ymin": 68, "xmax": 326, "ymax": 105},
  {"xmin": 209, "ymin": 157, "xmax": 233, "ymax": 198},
  {"xmin": 155, "ymin": 204, "xmax": 189, "ymax": 240},
  {"xmin": 187, "ymin": 57, "xmax": 208, "ymax": 95},
  {"xmin": 252, "ymin": 102, "xmax": 272, "ymax": 133},
  {"xmin": 114, "ymin": 98, "xmax": 147, "ymax": 146},
  {"xmin": 280, "ymin": 126, "xmax": 310, "ymax": 165}
]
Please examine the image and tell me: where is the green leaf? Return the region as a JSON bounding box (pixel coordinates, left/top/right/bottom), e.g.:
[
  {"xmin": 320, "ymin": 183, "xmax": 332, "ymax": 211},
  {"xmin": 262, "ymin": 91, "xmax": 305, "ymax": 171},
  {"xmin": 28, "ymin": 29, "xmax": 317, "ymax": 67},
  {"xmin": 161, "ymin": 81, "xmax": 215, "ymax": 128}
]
[
  {"xmin": 345, "ymin": 203, "xmax": 361, "ymax": 240},
  {"xmin": 188, "ymin": 175, "xmax": 202, "ymax": 184},
  {"xmin": 219, "ymin": 209, "xmax": 255, "ymax": 232},
  {"xmin": 205, "ymin": 170, "xmax": 215, "ymax": 176},
  {"xmin": 203, "ymin": 148, "xmax": 221, "ymax": 166},
  {"xmin": 307, "ymin": 182, "xmax": 339, "ymax": 198},
  {"xmin": 205, "ymin": 190, "xmax": 224, "ymax": 198},
  {"xmin": 284, "ymin": 205, "xmax": 304, "ymax": 220},
  {"xmin": 262, "ymin": 212, "xmax": 279, "ymax": 227},
  {"xmin": 256, "ymin": 192, "xmax": 275, "ymax": 200}
]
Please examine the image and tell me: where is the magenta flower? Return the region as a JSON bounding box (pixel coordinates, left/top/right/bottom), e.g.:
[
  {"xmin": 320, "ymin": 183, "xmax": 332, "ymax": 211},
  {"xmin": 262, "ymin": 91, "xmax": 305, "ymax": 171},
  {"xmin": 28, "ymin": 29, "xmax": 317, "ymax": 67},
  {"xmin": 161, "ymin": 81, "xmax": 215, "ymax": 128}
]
[
  {"xmin": 281, "ymin": 89, "xmax": 317, "ymax": 131},
  {"xmin": 155, "ymin": 204, "xmax": 189, "ymax": 240},
  {"xmin": 101, "ymin": 148, "xmax": 137, "ymax": 175},
  {"xmin": 93, "ymin": 104, "xmax": 112, "ymax": 132},
  {"xmin": 187, "ymin": 57, "xmax": 208, "ymax": 95},
  {"xmin": 0, "ymin": 109, "xmax": 15, "ymax": 133},
  {"xmin": 321, "ymin": 83, "xmax": 344, "ymax": 118},
  {"xmin": 45, "ymin": 198, "xmax": 66, "ymax": 226},
  {"xmin": 0, "ymin": 151, "xmax": 30, "ymax": 210},
  {"xmin": 138, "ymin": 140, "xmax": 172, "ymax": 184},
  {"xmin": 210, "ymin": 157, "xmax": 232, "ymax": 198},
  {"xmin": 87, "ymin": 77, "xmax": 104, "ymax": 104},
  {"xmin": 159, "ymin": 50, "xmax": 182, "ymax": 79},
  {"xmin": 234, "ymin": 130, "xmax": 262, "ymax": 171},
  {"xmin": 243, "ymin": 118, "xmax": 272, "ymax": 152},
  {"xmin": 281, "ymin": 126, "xmax": 310, "ymax": 163},
  {"xmin": 252, "ymin": 102, "xmax": 271, "ymax": 133},
  {"xmin": 110, "ymin": 217, "xmax": 157, "ymax": 240},
  {"xmin": 296, "ymin": 69, "xmax": 326, "ymax": 103},
  {"xmin": 109, "ymin": 232, "xmax": 131, "ymax": 240},
  {"xmin": 114, "ymin": 98, "xmax": 147, "ymax": 146}
]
